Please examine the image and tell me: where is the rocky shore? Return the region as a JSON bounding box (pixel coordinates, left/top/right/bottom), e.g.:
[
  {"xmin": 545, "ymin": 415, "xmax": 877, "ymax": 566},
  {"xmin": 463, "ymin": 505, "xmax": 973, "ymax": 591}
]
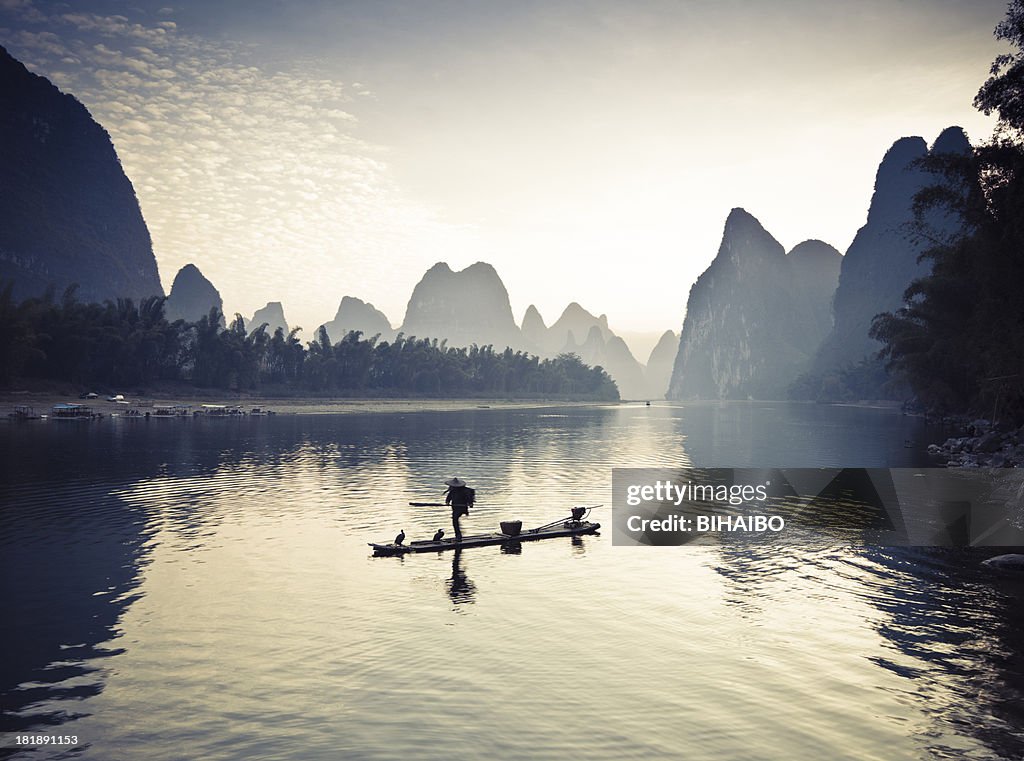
[{"xmin": 927, "ymin": 418, "xmax": 1024, "ymax": 467}]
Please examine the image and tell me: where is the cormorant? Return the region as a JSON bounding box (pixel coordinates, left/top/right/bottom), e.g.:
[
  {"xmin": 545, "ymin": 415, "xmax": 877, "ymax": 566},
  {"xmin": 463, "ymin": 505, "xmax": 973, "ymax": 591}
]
[
  {"xmin": 394, "ymin": 530, "xmax": 405, "ymax": 546},
  {"xmin": 433, "ymin": 529, "xmax": 445, "ymax": 542}
]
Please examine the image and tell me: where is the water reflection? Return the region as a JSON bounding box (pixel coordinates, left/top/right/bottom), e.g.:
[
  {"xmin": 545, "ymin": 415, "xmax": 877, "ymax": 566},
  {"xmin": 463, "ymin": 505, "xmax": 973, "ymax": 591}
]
[
  {"xmin": 710, "ymin": 543, "xmax": 1024, "ymax": 759},
  {"xmin": 446, "ymin": 549, "xmax": 476, "ymax": 607},
  {"xmin": 0, "ymin": 490, "xmax": 152, "ymax": 738},
  {"xmin": 3, "ymin": 403, "xmax": 1019, "ymax": 761},
  {"xmin": 672, "ymin": 402, "xmax": 940, "ymax": 468},
  {"xmin": 863, "ymin": 547, "xmax": 1024, "ymax": 760}
]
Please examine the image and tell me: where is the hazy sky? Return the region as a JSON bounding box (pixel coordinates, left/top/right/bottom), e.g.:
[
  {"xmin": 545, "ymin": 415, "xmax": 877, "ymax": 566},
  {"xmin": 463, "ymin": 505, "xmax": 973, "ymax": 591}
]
[{"xmin": 0, "ymin": 0, "xmax": 1009, "ymax": 341}]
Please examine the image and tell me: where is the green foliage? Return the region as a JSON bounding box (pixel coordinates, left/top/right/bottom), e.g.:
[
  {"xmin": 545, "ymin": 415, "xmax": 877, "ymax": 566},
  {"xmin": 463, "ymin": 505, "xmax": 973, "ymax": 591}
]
[
  {"xmin": 789, "ymin": 356, "xmax": 901, "ymax": 402},
  {"xmin": 975, "ymin": 0, "xmax": 1024, "ymax": 137},
  {"xmin": 870, "ymin": 0, "xmax": 1024, "ymax": 422},
  {"xmin": 0, "ymin": 284, "xmax": 618, "ymax": 400}
]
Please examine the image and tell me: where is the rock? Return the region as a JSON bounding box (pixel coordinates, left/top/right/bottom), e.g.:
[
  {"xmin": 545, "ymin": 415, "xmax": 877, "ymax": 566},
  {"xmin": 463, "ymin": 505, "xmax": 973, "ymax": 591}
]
[
  {"xmin": 164, "ymin": 264, "xmax": 223, "ymax": 324},
  {"xmin": 976, "ymin": 432, "xmax": 1003, "ymax": 453},
  {"xmin": 644, "ymin": 330, "xmax": 679, "ymax": 400},
  {"xmin": 667, "ymin": 209, "xmax": 841, "ymax": 399},
  {"xmin": 0, "ymin": 46, "xmax": 163, "ymax": 303},
  {"xmin": 320, "ymin": 296, "xmax": 394, "ymax": 343},
  {"xmin": 982, "ymin": 554, "xmax": 1024, "ymax": 571},
  {"xmin": 560, "ymin": 324, "xmax": 646, "ymax": 399},
  {"xmin": 809, "ymin": 128, "xmax": 971, "ymax": 390},
  {"xmin": 399, "ymin": 262, "xmax": 521, "ymax": 350},
  {"xmin": 247, "ymin": 301, "xmax": 289, "ymax": 336},
  {"xmin": 533, "ymin": 302, "xmax": 649, "ymax": 400},
  {"xmin": 520, "ymin": 305, "xmax": 547, "ymax": 349},
  {"xmin": 546, "ymin": 303, "xmax": 612, "ymax": 355}
]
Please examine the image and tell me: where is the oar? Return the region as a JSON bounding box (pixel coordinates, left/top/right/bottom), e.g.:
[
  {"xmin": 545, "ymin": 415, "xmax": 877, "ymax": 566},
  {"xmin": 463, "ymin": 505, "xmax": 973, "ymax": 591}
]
[{"xmin": 409, "ymin": 502, "xmax": 448, "ymax": 507}]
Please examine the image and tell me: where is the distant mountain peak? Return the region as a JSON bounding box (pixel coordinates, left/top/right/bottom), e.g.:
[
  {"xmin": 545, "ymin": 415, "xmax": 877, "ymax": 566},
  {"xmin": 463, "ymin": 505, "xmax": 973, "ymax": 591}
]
[
  {"xmin": 165, "ymin": 263, "xmax": 222, "ymax": 324},
  {"xmin": 463, "ymin": 261, "xmax": 499, "ymax": 275},
  {"xmin": 931, "ymin": 126, "xmax": 970, "ymax": 155},
  {"xmin": 0, "ymin": 46, "xmax": 163, "ymax": 303},
  {"xmin": 521, "ymin": 304, "xmax": 548, "ymax": 348},
  {"xmin": 874, "ymin": 136, "xmax": 929, "ymax": 182},
  {"xmin": 718, "ymin": 208, "xmax": 785, "ymax": 263},
  {"xmin": 400, "ymin": 260, "xmax": 519, "ymax": 349},
  {"xmin": 170, "ymin": 263, "xmax": 213, "ymax": 289},
  {"xmin": 724, "ymin": 206, "xmax": 759, "ymax": 228},
  {"xmin": 424, "ymin": 261, "xmax": 454, "ymax": 276},
  {"xmin": 787, "ymin": 240, "xmax": 842, "ymax": 264},
  {"xmin": 645, "ymin": 330, "xmax": 679, "ymax": 400},
  {"xmin": 809, "ymin": 126, "xmax": 971, "ymax": 383},
  {"xmin": 668, "ymin": 209, "xmax": 838, "ymax": 400},
  {"xmin": 321, "ymin": 295, "xmax": 394, "ymax": 343},
  {"xmin": 248, "ymin": 301, "xmax": 289, "ymax": 335},
  {"xmin": 523, "ymin": 304, "xmax": 545, "ymax": 325}
]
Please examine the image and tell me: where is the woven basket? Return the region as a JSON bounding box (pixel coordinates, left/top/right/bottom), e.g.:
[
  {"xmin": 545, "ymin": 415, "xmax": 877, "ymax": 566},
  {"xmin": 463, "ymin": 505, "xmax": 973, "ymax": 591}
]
[{"xmin": 499, "ymin": 520, "xmax": 522, "ymax": 537}]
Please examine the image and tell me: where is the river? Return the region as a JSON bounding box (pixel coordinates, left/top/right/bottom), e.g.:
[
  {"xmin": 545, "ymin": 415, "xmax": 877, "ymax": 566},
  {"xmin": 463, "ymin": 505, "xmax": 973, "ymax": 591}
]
[{"xmin": 1, "ymin": 402, "xmax": 1022, "ymax": 760}]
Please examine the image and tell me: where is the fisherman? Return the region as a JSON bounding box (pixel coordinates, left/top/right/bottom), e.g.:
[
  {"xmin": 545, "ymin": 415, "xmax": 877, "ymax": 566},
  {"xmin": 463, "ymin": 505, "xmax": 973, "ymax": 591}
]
[{"xmin": 444, "ymin": 477, "xmax": 475, "ymax": 541}]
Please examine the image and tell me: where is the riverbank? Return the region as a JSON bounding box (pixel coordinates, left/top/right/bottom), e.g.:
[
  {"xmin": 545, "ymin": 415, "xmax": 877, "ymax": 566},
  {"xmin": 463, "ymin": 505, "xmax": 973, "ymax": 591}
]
[
  {"xmin": 927, "ymin": 418, "xmax": 1024, "ymax": 467},
  {"xmin": 1, "ymin": 389, "xmax": 622, "ymax": 417}
]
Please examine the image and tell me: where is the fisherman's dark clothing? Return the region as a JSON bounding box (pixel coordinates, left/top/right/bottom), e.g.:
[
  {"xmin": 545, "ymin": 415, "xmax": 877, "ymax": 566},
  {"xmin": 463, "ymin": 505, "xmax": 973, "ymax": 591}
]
[{"xmin": 445, "ymin": 485, "xmax": 474, "ymax": 540}]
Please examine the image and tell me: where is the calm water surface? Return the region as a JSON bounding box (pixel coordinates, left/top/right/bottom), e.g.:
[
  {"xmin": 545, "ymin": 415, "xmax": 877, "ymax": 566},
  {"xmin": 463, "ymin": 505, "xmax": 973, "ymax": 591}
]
[{"xmin": 2, "ymin": 402, "xmax": 1023, "ymax": 760}]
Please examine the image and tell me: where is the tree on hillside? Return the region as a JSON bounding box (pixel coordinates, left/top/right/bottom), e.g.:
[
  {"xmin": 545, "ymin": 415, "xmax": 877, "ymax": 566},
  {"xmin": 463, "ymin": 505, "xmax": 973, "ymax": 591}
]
[
  {"xmin": 975, "ymin": 0, "xmax": 1024, "ymax": 138},
  {"xmin": 871, "ymin": 0, "xmax": 1024, "ymax": 421}
]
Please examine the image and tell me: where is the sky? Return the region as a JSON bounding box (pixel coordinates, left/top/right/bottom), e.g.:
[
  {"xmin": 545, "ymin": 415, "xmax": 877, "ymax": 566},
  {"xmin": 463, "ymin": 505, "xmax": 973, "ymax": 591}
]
[{"xmin": 0, "ymin": 0, "xmax": 1010, "ymax": 347}]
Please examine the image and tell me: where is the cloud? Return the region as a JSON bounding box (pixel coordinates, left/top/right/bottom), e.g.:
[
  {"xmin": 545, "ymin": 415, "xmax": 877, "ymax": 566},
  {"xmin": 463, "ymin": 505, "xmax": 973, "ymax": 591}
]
[
  {"xmin": 0, "ymin": 1, "xmax": 449, "ymax": 332},
  {"xmin": 0, "ymin": 0, "xmax": 45, "ymax": 23}
]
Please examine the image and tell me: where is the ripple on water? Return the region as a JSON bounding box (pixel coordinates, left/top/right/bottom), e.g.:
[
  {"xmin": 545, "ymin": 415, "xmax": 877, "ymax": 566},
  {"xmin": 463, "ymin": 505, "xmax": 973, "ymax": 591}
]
[{"xmin": 1, "ymin": 405, "xmax": 1023, "ymax": 760}]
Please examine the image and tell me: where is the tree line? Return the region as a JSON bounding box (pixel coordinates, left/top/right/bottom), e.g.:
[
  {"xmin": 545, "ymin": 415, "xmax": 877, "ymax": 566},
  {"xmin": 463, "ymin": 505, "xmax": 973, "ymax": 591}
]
[
  {"xmin": 871, "ymin": 0, "xmax": 1024, "ymax": 423},
  {"xmin": 0, "ymin": 285, "xmax": 619, "ymax": 400}
]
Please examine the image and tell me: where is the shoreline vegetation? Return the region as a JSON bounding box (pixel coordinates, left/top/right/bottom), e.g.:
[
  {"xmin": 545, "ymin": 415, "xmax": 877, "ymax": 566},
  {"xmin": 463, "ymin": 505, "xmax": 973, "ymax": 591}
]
[
  {"xmin": 864, "ymin": 3, "xmax": 1024, "ymax": 464},
  {"xmin": 0, "ymin": 288, "xmax": 620, "ymax": 402}
]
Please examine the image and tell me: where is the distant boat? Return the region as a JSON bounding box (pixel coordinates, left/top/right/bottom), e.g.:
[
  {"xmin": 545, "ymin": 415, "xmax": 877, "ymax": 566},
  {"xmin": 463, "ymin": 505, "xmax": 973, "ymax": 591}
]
[
  {"xmin": 198, "ymin": 404, "xmax": 245, "ymax": 416},
  {"xmin": 113, "ymin": 407, "xmax": 144, "ymax": 418},
  {"xmin": 51, "ymin": 403, "xmax": 99, "ymax": 419},
  {"xmin": 7, "ymin": 405, "xmax": 40, "ymax": 420},
  {"xmin": 153, "ymin": 405, "xmax": 190, "ymax": 417}
]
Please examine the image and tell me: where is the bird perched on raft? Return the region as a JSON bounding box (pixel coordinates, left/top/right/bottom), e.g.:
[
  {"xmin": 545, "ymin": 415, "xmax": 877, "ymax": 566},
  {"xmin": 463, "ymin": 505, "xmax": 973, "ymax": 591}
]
[
  {"xmin": 394, "ymin": 530, "xmax": 405, "ymax": 546},
  {"xmin": 433, "ymin": 529, "xmax": 445, "ymax": 542}
]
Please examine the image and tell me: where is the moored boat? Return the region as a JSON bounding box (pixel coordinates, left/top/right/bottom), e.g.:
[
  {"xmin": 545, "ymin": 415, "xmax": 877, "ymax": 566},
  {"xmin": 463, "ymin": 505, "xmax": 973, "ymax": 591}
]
[
  {"xmin": 197, "ymin": 404, "xmax": 246, "ymax": 416},
  {"xmin": 51, "ymin": 403, "xmax": 100, "ymax": 419},
  {"xmin": 152, "ymin": 405, "xmax": 191, "ymax": 417},
  {"xmin": 7, "ymin": 405, "xmax": 41, "ymax": 420}
]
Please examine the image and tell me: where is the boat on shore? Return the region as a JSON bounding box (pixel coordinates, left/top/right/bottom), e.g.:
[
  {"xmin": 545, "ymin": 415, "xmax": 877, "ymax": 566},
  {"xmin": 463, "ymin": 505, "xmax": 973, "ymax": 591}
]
[
  {"xmin": 7, "ymin": 405, "xmax": 41, "ymax": 420},
  {"xmin": 50, "ymin": 403, "xmax": 101, "ymax": 419},
  {"xmin": 153, "ymin": 405, "xmax": 191, "ymax": 417},
  {"xmin": 370, "ymin": 508, "xmax": 600, "ymax": 556},
  {"xmin": 196, "ymin": 404, "xmax": 246, "ymax": 416}
]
